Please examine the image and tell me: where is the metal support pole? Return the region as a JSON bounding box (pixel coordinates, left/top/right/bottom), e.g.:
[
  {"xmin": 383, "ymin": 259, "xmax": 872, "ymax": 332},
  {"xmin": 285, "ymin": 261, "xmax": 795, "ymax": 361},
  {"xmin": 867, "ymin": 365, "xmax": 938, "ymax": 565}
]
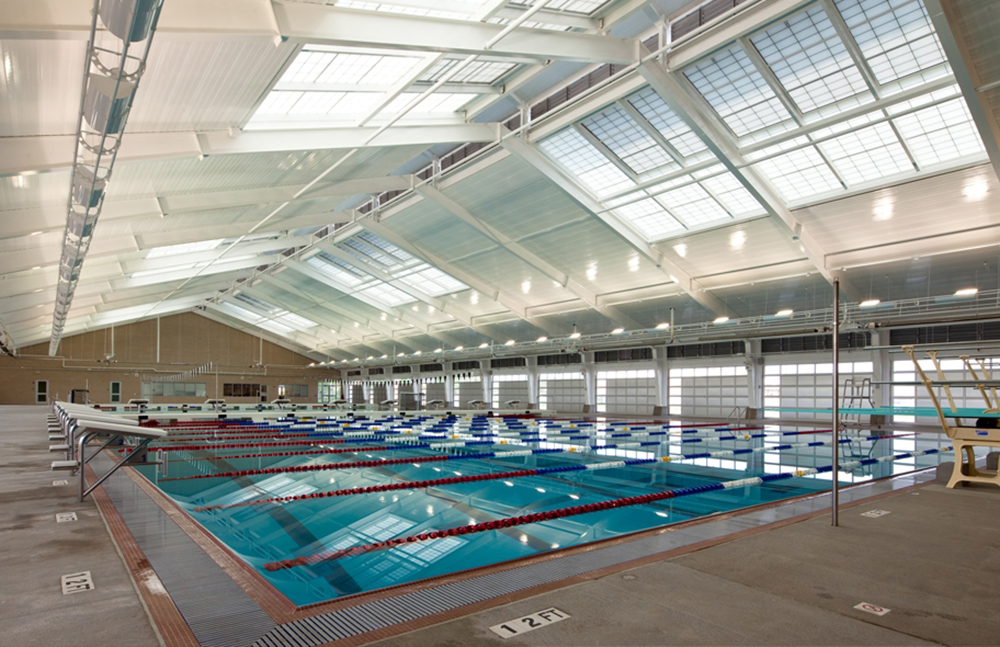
[
  {"xmin": 81, "ymin": 437, "xmax": 154, "ymax": 502},
  {"xmin": 832, "ymin": 278, "xmax": 840, "ymax": 527}
]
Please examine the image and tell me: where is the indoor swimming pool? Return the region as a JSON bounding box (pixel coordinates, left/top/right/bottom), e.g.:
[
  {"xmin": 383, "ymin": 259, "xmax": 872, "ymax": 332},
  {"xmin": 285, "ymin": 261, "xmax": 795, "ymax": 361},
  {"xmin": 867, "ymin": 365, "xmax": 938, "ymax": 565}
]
[{"xmin": 130, "ymin": 415, "xmax": 945, "ymax": 606}]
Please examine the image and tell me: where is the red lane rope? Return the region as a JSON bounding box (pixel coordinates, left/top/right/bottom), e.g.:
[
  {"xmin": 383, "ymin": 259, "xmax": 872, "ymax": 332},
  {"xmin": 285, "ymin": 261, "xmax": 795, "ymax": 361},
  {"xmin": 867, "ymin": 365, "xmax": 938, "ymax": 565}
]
[
  {"xmin": 158, "ymin": 453, "xmax": 451, "ymax": 481},
  {"xmin": 193, "ymin": 468, "xmax": 538, "ymax": 511},
  {"xmin": 264, "ymin": 489, "xmax": 680, "ymax": 571}
]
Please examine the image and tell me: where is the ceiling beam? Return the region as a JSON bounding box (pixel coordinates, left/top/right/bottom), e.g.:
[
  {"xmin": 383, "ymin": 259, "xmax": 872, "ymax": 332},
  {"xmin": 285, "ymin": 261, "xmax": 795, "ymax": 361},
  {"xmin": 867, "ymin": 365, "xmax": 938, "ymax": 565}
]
[
  {"xmin": 358, "ymin": 219, "xmax": 560, "ymax": 337},
  {"xmin": 414, "ymin": 183, "xmax": 632, "ymax": 328},
  {"xmin": 501, "ymin": 132, "xmax": 732, "ymax": 317},
  {"xmin": 1, "ymin": 125, "xmax": 499, "ymax": 176},
  {"xmin": 272, "ymin": 3, "xmax": 637, "ymax": 64}
]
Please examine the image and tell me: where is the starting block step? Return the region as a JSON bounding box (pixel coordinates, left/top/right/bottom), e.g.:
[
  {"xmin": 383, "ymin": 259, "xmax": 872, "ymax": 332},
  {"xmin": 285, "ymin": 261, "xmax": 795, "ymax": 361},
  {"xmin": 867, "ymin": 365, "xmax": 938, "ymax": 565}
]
[
  {"xmin": 51, "ymin": 460, "xmax": 79, "ymax": 471},
  {"xmin": 49, "ymin": 444, "xmax": 70, "ymax": 452},
  {"xmin": 49, "ymin": 435, "xmax": 67, "ymax": 443}
]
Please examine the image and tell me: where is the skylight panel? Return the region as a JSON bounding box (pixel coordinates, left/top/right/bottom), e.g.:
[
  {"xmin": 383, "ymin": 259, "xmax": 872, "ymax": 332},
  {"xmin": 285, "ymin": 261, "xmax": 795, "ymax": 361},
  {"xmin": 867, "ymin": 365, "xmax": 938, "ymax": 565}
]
[
  {"xmin": 683, "ymin": 45, "xmax": 795, "ymax": 138},
  {"xmin": 654, "ymin": 184, "xmax": 731, "ymax": 227},
  {"xmin": 699, "ymin": 173, "xmax": 766, "ymax": 217},
  {"xmin": 256, "ymin": 91, "xmax": 303, "ymax": 115},
  {"xmin": 307, "ymin": 254, "xmax": 370, "ymax": 286},
  {"xmin": 220, "ymin": 302, "xmax": 265, "ymax": 325},
  {"xmin": 833, "ymin": 0, "xmax": 947, "ymax": 87},
  {"xmin": 891, "ymin": 98, "xmax": 985, "ymax": 167},
  {"xmin": 420, "ymin": 60, "xmax": 517, "ymax": 85},
  {"xmin": 146, "ymin": 239, "xmax": 221, "ymax": 259},
  {"xmin": 328, "ymin": 92, "xmax": 383, "ymax": 114},
  {"xmin": 275, "ymin": 311, "xmax": 319, "ymax": 330},
  {"xmin": 582, "ymin": 105, "xmax": 678, "ymax": 177},
  {"xmin": 751, "ymin": 147, "xmax": 842, "ymax": 201},
  {"xmin": 398, "ymin": 265, "xmax": 467, "ymax": 296},
  {"xmin": 289, "ymin": 91, "xmax": 346, "ymax": 115},
  {"xmin": 315, "ymin": 53, "xmax": 381, "ymax": 85},
  {"xmin": 335, "ymin": 0, "xmax": 470, "ymax": 21},
  {"xmin": 539, "ymin": 128, "xmax": 635, "ymax": 197},
  {"xmin": 339, "ymin": 233, "xmax": 412, "ymax": 271},
  {"xmin": 749, "ymin": 5, "xmax": 871, "ymax": 115},
  {"xmin": 234, "ymin": 292, "xmax": 281, "ymax": 315},
  {"xmin": 284, "ymin": 51, "xmax": 335, "ymax": 84},
  {"xmin": 358, "ymin": 282, "xmax": 416, "ymax": 306},
  {"xmin": 514, "ymin": 0, "xmax": 609, "ymax": 14},
  {"xmin": 259, "ymin": 319, "xmax": 296, "ymax": 336},
  {"xmin": 816, "ymin": 122, "xmax": 912, "ymax": 185},
  {"xmin": 627, "ymin": 89, "xmax": 711, "ymax": 160},
  {"xmin": 613, "ymin": 198, "xmax": 685, "ymax": 240}
]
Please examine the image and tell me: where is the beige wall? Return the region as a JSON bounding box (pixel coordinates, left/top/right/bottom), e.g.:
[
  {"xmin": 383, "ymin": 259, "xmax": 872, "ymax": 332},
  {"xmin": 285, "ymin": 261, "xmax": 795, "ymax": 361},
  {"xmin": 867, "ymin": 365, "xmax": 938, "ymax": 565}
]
[{"xmin": 1, "ymin": 312, "xmax": 341, "ymax": 405}]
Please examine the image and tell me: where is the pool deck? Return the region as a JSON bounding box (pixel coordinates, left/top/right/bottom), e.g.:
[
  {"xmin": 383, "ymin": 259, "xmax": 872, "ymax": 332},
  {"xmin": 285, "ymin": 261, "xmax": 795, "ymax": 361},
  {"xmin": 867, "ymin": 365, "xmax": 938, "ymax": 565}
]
[{"xmin": 5, "ymin": 405, "xmax": 1000, "ymax": 646}]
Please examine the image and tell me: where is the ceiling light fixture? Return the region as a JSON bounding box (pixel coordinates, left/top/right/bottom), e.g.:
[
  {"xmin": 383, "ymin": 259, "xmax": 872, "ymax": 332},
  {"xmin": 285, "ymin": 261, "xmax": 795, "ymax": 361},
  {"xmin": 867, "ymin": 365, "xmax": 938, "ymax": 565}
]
[
  {"xmin": 955, "ymin": 288, "xmax": 978, "ymax": 297},
  {"xmin": 713, "ymin": 316, "xmax": 730, "ymax": 324},
  {"xmin": 454, "ymin": 345, "xmax": 463, "ymax": 351},
  {"xmin": 860, "ymin": 299, "xmax": 880, "ymax": 308},
  {"xmin": 655, "ymin": 322, "xmax": 670, "ymax": 330},
  {"xmin": 504, "ymin": 340, "xmax": 515, "ymax": 346},
  {"xmin": 537, "ymin": 336, "xmax": 547, "ymax": 342},
  {"xmin": 775, "ymin": 309, "xmax": 793, "ymax": 317},
  {"xmin": 479, "ymin": 342, "xmax": 489, "ymax": 348},
  {"xmin": 611, "ymin": 327, "xmax": 624, "ymax": 334}
]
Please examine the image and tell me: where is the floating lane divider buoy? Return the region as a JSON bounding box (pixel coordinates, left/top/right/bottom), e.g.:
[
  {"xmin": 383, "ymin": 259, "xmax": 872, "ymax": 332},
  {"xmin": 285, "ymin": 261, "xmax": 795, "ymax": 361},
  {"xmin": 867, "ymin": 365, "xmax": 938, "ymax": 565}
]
[
  {"xmin": 261, "ymin": 446, "xmax": 951, "ymax": 571},
  {"xmin": 191, "ymin": 434, "xmax": 912, "ymax": 510}
]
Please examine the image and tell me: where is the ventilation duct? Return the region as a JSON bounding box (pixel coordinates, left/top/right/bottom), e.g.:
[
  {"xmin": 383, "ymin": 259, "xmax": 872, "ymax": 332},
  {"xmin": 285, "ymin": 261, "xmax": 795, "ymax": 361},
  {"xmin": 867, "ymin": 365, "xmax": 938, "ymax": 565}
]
[
  {"xmin": 70, "ymin": 170, "xmax": 107, "ymax": 210},
  {"xmin": 83, "ymin": 72, "xmax": 135, "ymax": 133},
  {"xmin": 99, "ymin": 0, "xmax": 159, "ymax": 42}
]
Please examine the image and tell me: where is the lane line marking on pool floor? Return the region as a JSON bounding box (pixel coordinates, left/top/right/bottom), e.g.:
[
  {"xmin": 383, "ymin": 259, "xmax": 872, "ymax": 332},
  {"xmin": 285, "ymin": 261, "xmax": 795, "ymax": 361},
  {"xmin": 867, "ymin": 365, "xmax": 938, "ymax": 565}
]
[
  {"xmin": 854, "ymin": 602, "xmax": 890, "ymax": 616},
  {"xmin": 489, "ymin": 608, "xmax": 570, "ymax": 639},
  {"xmin": 61, "ymin": 571, "xmax": 94, "ymax": 595}
]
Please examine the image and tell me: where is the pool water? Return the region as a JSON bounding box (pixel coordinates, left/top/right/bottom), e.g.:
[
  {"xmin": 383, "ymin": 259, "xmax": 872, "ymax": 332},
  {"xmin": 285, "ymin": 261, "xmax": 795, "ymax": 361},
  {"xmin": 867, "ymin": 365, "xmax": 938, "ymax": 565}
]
[{"xmin": 134, "ymin": 422, "xmax": 837, "ymax": 606}]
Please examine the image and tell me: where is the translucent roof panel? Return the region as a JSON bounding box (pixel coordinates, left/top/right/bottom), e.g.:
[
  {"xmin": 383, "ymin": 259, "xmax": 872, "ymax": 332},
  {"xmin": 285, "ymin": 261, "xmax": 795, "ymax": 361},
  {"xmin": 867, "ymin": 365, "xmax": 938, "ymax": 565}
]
[
  {"xmin": 289, "ymin": 50, "xmax": 424, "ymax": 86},
  {"xmin": 234, "ymin": 292, "xmax": 280, "ymax": 316},
  {"xmin": 397, "ymin": 264, "xmax": 467, "ymax": 296},
  {"xmin": 683, "ymin": 45, "xmax": 796, "ymax": 140},
  {"xmin": 507, "ymin": 0, "xmax": 612, "ymax": 15},
  {"xmin": 581, "ymin": 105, "xmax": 679, "ymax": 178},
  {"xmin": 833, "ymin": 0, "xmax": 947, "ymax": 87},
  {"xmin": 700, "ymin": 173, "xmax": 766, "ymax": 217},
  {"xmin": 334, "ymin": 0, "xmax": 469, "ymax": 20},
  {"xmin": 654, "ymin": 184, "xmax": 731, "ymax": 227},
  {"xmin": 259, "ymin": 319, "xmax": 296, "ymax": 336},
  {"xmin": 749, "ymin": 5, "xmax": 872, "ymax": 116},
  {"xmin": 816, "ymin": 121, "xmax": 913, "ymax": 186},
  {"xmin": 626, "ymin": 88, "xmax": 712, "ymax": 161},
  {"xmin": 539, "ymin": 128, "xmax": 635, "ymax": 197},
  {"xmin": 220, "ymin": 302, "xmax": 264, "ymax": 324},
  {"xmin": 420, "ymin": 59, "xmax": 518, "ymax": 85},
  {"xmin": 384, "ymin": 92, "xmax": 477, "ymax": 114},
  {"xmin": 891, "ymin": 97, "xmax": 985, "ymax": 167},
  {"xmin": 613, "ymin": 198, "xmax": 685, "ymax": 240},
  {"xmin": 358, "ymin": 282, "xmax": 416, "ymax": 306},
  {"xmin": 337, "ymin": 231, "xmax": 413, "ymax": 272},
  {"xmin": 751, "ymin": 146, "xmax": 843, "ymax": 201},
  {"xmin": 146, "ymin": 239, "xmax": 221, "ymax": 259},
  {"xmin": 307, "ymin": 253, "xmax": 371, "ymax": 287}
]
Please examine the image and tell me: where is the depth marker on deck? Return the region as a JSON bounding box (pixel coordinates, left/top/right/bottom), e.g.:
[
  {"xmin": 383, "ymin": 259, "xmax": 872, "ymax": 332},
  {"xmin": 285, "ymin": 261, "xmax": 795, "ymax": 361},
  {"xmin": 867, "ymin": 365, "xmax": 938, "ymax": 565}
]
[
  {"xmin": 860, "ymin": 509, "xmax": 891, "ymax": 518},
  {"xmin": 854, "ymin": 602, "xmax": 890, "ymax": 616},
  {"xmin": 55, "ymin": 512, "xmax": 77, "ymax": 523},
  {"xmin": 52, "ymin": 480, "xmax": 68, "ymax": 486},
  {"xmin": 61, "ymin": 571, "xmax": 94, "ymax": 595},
  {"xmin": 489, "ymin": 608, "xmax": 570, "ymax": 638}
]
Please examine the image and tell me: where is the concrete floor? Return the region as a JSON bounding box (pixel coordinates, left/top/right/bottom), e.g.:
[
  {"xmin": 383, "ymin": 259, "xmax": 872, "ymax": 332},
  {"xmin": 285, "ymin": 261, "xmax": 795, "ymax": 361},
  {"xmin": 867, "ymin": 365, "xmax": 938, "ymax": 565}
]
[
  {"xmin": 0, "ymin": 405, "xmax": 161, "ymax": 647},
  {"xmin": 374, "ymin": 485, "xmax": 1000, "ymax": 647},
  {"xmin": 6, "ymin": 405, "xmax": 1000, "ymax": 647}
]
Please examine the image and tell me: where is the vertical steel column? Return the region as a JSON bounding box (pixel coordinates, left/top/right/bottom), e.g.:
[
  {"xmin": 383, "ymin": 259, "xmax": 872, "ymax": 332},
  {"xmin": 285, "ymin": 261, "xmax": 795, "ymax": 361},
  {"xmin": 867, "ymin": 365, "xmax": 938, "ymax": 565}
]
[{"xmin": 832, "ymin": 278, "xmax": 840, "ymax": 526}]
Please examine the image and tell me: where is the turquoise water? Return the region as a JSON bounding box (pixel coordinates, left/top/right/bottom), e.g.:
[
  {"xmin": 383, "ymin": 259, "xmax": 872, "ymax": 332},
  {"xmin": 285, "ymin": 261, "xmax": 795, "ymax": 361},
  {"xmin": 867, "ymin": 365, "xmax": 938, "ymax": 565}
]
[{"xmin": 134, "ymin": 428, "xmax": 839, "ymax": 606}]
